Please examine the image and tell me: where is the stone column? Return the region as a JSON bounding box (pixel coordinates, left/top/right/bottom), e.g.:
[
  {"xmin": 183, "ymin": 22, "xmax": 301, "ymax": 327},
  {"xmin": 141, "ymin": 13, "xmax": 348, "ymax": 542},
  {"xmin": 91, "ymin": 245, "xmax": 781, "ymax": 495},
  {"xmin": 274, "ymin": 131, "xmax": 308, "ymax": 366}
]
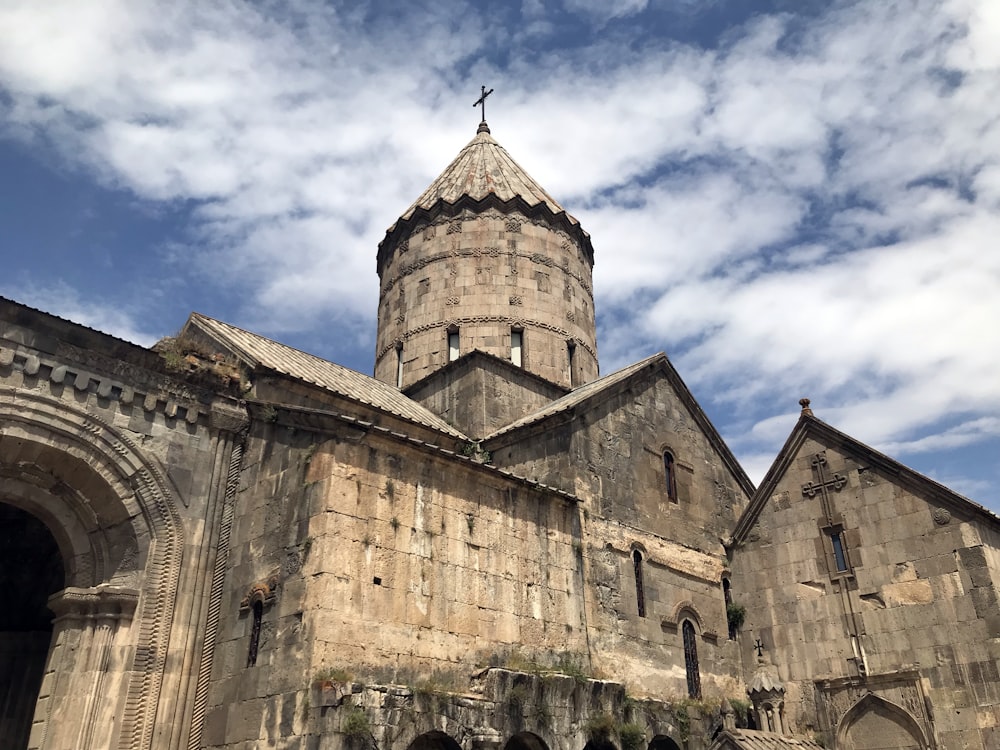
[{"xmin": 30, "ymin": 586, "xmax": 138, "ymax": 750}]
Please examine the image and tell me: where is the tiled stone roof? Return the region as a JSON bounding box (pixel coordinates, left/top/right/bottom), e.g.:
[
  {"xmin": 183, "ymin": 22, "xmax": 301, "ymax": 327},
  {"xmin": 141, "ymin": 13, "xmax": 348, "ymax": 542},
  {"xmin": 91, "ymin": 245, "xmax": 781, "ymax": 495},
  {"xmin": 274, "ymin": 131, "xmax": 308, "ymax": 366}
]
[
  {"xmin": 711, "ymin": 730, "xmax": 826, "ymax": 750},
  {"xmin": 484, "ymin": 354, "xmax": 663, "ymax": 441},
  {"xmin": 186, "ymin": 313, "xmax": 468, "ymax": 440},
  {"xmin": 398, "ymin": 123, "xmax": 572, "ymax": 223}
]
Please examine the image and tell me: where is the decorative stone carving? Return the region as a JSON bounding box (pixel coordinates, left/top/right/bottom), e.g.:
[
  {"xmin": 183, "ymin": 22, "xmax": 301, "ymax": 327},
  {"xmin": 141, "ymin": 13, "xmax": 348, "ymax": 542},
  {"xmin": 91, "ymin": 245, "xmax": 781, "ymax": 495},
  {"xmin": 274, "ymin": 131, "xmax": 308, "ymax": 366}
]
[
  {"xmin": 933, "ymin": 507, "xmax": 952, "ymax": 525},
  {"xmin": 240, "ymin": 573, "xmax": 280, "ymax": 611}
]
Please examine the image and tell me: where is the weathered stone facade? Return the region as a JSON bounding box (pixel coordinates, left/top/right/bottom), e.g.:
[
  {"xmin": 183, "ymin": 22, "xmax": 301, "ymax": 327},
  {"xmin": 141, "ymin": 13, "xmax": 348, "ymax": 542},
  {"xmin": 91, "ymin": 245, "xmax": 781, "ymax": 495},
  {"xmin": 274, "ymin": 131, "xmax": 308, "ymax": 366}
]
[
  {"xmin": 1, "ymin": 123, "xmax": 997, "ymax": 750},
  {"xmin": 729, "ymin": 409, "xmax": 1000, "ymax": 748}
]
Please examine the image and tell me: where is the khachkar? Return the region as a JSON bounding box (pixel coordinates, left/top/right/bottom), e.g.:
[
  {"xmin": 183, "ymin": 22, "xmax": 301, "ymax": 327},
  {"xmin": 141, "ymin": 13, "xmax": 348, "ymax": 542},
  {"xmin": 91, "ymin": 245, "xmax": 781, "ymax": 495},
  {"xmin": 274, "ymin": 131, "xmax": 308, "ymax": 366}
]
[{"xmin": 375, "ymin": 90, "xmax": 598, "ymax": 390}]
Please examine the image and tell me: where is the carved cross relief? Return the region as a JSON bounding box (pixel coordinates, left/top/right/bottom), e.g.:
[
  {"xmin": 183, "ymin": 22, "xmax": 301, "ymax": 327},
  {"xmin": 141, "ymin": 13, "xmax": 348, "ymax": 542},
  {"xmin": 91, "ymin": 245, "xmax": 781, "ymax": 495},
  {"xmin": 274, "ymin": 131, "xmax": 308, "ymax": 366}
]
[{"xmin": 802, "ymin": 451, "xmax": 846, "ymax": 523}]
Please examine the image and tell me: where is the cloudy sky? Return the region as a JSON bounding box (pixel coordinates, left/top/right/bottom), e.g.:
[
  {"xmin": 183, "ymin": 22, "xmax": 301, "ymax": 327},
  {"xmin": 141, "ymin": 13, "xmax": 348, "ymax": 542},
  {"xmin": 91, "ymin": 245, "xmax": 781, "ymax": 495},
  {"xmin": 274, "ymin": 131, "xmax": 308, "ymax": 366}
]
[{"xmin": 1, "ymin": 0, "xmax": 998, "ymax": 509}]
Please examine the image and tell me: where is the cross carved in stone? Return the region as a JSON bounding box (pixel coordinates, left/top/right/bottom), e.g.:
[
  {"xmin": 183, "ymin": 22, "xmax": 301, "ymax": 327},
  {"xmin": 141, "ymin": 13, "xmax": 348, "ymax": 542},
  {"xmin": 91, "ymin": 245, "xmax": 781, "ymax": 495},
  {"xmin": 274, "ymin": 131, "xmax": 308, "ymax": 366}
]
[
  {"xmin": 802, "ymin": 452, "xmax": 846, "ymax": 522},
  {"xmin": 474, "ymin": 85, "xmax": 494, "ymax": 123}
]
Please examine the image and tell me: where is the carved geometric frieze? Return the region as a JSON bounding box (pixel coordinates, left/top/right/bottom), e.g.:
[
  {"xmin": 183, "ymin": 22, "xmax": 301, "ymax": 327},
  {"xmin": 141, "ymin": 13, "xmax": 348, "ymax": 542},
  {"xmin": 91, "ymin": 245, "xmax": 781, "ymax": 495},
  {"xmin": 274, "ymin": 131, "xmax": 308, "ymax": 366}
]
[
  {"xmin": 0, "ymin": 343, "xmax": 208, "ymax": 426},
  {"xmin": 814, "ymin": 670, "xmax": 931, "ymax": 737}
]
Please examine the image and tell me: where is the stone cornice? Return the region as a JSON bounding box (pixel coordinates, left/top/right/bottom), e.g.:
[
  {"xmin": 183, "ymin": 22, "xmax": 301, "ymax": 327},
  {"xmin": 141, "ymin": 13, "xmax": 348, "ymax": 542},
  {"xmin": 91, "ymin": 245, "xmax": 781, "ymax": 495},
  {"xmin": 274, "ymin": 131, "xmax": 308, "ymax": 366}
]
[
  {"xmin": 48, "ymin": 585, "xmax": 141, "ymax": 622},
  {"xmin": 377, "ymin": 195, "xmax": 594, "ymax": 277},
  {"xmin": 0, "ymin": 340, "xmax": 248, "ymax": 435}
]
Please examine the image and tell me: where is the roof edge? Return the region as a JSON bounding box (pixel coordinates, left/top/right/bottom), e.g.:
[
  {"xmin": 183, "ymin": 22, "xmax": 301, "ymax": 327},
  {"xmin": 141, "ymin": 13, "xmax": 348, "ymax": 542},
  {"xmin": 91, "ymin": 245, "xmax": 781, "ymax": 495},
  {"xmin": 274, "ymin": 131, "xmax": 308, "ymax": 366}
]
[{"xmin": 731, "ymin": 414, "xmax": 1000, "ymax": 545}]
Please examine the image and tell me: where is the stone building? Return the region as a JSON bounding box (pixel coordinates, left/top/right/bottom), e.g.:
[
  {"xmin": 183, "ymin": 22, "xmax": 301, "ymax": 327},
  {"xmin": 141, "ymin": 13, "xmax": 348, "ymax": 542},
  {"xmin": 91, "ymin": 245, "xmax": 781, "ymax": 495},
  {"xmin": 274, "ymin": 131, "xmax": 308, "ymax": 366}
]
[{"xmin": 0, "ymin": 118, "xmax": 997, "ymax": 750}]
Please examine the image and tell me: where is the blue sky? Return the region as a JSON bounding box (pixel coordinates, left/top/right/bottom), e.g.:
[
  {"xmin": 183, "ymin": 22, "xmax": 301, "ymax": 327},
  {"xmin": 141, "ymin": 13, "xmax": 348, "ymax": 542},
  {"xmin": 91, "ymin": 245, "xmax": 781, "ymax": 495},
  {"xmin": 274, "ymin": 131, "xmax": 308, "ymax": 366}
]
[{"xmin": 1, "ymin": 0, "xmax": 998, "ymax": 509}]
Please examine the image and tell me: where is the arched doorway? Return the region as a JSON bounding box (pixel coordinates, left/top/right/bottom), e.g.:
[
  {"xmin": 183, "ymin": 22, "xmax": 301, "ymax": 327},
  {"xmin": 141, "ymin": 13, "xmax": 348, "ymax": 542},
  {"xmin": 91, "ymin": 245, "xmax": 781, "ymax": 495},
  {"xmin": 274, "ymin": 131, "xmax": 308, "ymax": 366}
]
[
  {"xmin": 505, "ymin": 732, "xmax": 549, "ymax": 750},
  {"xmin": 406, "ymin": 731, "xmax": 464, "ymax": 750},
  {"xmin": 837, "ymin": 694, "xmax": 927, "ymax": 750},
  {"xmin": 0, "ymin": 504, "xmax": 64, "ymax": 750},
  {"xmin": 649, "ymin": 735, "xmax": 682, "ymax": 750},
  {"xmin": 0, "ymin": 393, "xmax": 183, "ymax": 750}
]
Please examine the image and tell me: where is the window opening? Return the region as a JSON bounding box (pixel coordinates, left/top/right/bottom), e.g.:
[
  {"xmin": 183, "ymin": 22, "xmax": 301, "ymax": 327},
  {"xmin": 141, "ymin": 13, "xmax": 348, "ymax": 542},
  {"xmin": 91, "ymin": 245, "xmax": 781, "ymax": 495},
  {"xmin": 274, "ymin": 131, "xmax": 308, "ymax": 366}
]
[
  {"xmin": 247, "ymin": 600, "xmax": 263, "ymax": 667},
  {"xmin": 683, "ymin": 620, "xmax": 701, "ymax": 698},
  {"xmin": 723, "ymin": 578, "xmax": 737, "ymax": 640},
  {"xmin": 664, "ymin": 451, "xmax": 678, "ymax": 503},
  {"xmin": 395, "ymin": 343, "xmax": 404, "ymax": 388},
  {"xmin": 567, "ymin": 341, "xmax": 577, "ymax": 386},
  {"xmin": 632, "ymin": 550, "xmax": 646, "ymax": 617},
  {"xmin": 830, "ymin": 531, "xmax": 848, "ymax": 572},
  {"xmin": 511, "ymin": 329, "xmax": 523, "ymax": 367},
  {"xmin": 448, "ymin": 329, "xmax": 460, "ymax": 361}
]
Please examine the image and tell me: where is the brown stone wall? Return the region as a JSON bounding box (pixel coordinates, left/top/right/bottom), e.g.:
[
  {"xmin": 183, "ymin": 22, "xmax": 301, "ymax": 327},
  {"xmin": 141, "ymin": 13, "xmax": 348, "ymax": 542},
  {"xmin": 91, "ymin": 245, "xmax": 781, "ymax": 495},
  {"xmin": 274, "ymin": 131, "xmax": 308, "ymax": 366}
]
[
  {"xmin": 731, "ymin": 437, "xmax": 1000, "ymax": 746},
  {"xmin": 483, "ymin": 373, "xmax": 750, "ymax": 700},
  {"xmin": 205, "ymin": 416, "xmax": 593, "ymax": 747},
  {"xmin": 487, "ymin": 375, "xmax": 749, "ymax": 549},
  {"xmin": 375, "ymin": 210, "xmax": 598, "ymax": 390},
  {"xmin": 404, "ymin": 353, "xmax": 568, "ymax": 439}
]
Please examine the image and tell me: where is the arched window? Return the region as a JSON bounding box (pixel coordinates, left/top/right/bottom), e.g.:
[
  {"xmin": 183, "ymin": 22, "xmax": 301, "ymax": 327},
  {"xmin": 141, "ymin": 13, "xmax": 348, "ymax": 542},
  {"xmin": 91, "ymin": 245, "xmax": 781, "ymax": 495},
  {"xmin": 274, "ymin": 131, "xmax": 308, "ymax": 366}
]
[
  {"xmin": 664, "ymin": 451, "xmax": 678, "ymax": 503},
  {"xmin": 247, "ymin": 600, "xmax": 263, "ymax": 667},
  {"xmin": 682, "ymin": 620, "xmax": 701, "ymax": 698},
  {"xmin": 632, "ymin": 550, "xmax": 646, "ymax": 617},
  {"xmin": 448, "ymin": 328, "xmax": 460, "ymax": 361}
]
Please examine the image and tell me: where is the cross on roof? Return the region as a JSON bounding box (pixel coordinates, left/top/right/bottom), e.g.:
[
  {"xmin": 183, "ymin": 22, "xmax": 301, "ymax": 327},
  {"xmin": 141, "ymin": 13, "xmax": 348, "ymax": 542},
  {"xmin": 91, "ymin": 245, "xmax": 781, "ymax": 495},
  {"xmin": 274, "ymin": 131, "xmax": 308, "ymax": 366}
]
[{"xmin": 474, "ymin": 85, "xmax": 494, "ymax": 123}]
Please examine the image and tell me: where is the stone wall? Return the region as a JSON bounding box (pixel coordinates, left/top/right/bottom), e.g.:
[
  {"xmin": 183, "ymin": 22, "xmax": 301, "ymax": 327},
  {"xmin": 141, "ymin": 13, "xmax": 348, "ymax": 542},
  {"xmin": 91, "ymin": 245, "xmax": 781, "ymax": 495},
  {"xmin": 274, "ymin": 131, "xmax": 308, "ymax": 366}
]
[
  {"xmin": 375, "ymin": 210, "xmax": 598, "ymax": 390},
  {"xmin": 731, "ymin": 436, "xmax": 1000, "ymax": 747},
  {"xmin": 0, "ymin": 300, "xmax": 246, "ymax": 750},
  {"xmin": 405, "ymin": 352, "xmax": 568, "ymax": 439},
  {"xmin": 203, "ymin": 393, "xmax": 745, "ymax": 747}
]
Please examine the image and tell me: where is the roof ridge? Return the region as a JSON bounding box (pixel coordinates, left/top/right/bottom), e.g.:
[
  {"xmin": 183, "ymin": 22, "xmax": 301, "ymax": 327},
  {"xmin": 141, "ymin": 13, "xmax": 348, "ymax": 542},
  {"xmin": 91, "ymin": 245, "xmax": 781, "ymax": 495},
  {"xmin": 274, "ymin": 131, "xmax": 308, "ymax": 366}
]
[{"xmin": 184, "ymin": 313, "xmax": 469, "ymax": 441}]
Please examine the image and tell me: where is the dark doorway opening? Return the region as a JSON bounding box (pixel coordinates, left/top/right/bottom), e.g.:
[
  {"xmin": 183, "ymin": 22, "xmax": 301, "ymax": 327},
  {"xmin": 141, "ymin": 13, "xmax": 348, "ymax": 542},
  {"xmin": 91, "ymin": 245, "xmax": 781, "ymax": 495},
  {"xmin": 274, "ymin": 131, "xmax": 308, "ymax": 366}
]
[{"xmin": 0, "ymin": 503, "xmax": 64, "ymax": 750}]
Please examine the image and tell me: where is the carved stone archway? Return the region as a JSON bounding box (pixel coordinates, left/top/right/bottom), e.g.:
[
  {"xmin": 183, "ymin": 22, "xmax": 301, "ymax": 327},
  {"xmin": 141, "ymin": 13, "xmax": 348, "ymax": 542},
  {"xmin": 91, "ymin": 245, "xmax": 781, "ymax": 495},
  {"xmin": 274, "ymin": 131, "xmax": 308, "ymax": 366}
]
[
  {"xmin": 0, "ymin": 390, "xmax": 183, "ymax": 750},
  {"xmin": 836, "ymin": 693, "xmax": 928, "ymax": 750}
]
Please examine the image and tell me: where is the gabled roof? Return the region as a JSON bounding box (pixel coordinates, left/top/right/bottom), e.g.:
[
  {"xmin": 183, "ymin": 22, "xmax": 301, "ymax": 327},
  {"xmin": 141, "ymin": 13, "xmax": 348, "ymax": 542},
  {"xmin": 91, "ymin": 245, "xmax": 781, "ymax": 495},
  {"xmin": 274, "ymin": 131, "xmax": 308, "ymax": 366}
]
[
  {"xmin": 485, "ymin": 354, "xmax": 660, "ymax": 440},
  {"xmin": 483, "ymin": 352, "xmax": 756, "ymax": 500},
  {"xmin": 399, "ymin": 123, "xmax": 568, "ymax": 222},
  {"xmin": 731, "ymin": 409, "xmax": 1000, "ymax": 545},
  {"xmin": 184, "ymin": 313, "xmax": 468, "ymax": 440}
]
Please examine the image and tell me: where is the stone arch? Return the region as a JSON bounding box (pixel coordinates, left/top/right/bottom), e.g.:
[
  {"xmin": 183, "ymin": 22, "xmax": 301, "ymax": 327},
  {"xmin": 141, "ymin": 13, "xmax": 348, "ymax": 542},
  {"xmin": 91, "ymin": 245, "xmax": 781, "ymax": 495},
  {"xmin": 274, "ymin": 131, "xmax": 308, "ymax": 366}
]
[
  {"xmin": 404, "ymin": 730, "xmax": 464, "ymax": 750},
  {"xmin": 0, "ymin": 390, "xmax": 183, "ymax": 750},
  {"xmin": 836, "ymin": 693, "xmax": 928, "ymax": 750},
  {"xmin": 670, "ymin": 600, "xmax": 703, "ymax": 631},
  {"xmin": 504, "ymin": 731, "xmax": 549, "ymax": 750},
  {"xmin": 649, "ymin": 736, "xmax": 682, "ymax": 750}
]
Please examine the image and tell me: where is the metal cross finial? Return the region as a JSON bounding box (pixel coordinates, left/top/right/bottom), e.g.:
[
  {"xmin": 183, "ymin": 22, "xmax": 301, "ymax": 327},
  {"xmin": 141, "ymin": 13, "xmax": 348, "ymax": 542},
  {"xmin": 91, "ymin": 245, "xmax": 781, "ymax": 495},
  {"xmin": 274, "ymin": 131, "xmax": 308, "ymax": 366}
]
[
  {"xmin": 754, "ymin": 639, "xmax": 764, "ymax": 657},
  {"xmin": 473, "ymin": 85, "xmax": 494, "ymax": 123}
]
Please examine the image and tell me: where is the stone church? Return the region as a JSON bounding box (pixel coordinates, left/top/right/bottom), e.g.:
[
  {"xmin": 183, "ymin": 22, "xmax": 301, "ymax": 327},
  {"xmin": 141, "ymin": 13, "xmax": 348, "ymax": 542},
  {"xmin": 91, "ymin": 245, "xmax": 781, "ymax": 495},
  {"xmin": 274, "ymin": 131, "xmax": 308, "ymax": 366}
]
[{"xmin": 1, "ymin": 116, "xmax": 998, "ymax": 750}]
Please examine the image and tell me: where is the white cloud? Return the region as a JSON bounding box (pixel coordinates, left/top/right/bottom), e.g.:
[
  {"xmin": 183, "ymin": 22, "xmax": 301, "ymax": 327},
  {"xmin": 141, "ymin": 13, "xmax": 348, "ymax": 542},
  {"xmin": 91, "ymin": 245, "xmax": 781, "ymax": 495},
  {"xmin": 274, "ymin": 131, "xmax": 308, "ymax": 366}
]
[
  {"xmin": 0, "ymin": 281, "xmax": 159, "ymax": 347},
  {"xmin": 1, "ymin": 0, "xmax": 999, "ymax": 503}
]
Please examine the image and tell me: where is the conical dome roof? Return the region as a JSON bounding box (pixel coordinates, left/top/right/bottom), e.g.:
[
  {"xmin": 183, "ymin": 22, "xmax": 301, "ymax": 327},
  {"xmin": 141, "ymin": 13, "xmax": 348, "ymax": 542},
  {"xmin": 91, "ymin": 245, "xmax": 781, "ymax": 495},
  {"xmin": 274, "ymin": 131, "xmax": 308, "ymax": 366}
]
[{"xmin": 399, "ymin": 122, "xmax": 568, "ymax": 221}]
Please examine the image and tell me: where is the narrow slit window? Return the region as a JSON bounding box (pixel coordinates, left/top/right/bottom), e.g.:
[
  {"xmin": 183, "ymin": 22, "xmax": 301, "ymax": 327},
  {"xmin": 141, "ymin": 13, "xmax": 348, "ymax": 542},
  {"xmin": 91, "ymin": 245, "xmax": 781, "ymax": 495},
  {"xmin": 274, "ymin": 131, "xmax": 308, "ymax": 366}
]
[
  {"xmin": 632, "ymin": 550, "xmax": 646, "ymax": 617},
  {"xmin": 683, "ymin": 620, "xmax": 701, "ymax": 698},
  {"xmin": 723, "ymin": 577, "xmax": 737, "ymax": 640},
  {"xmin": 511, "ymin": 329, "xmax": 523, "ymax": 367},
  {"xmin": 395, "ymin": 344, "xmax": 404, "ymax": 388},
  {"xmin": 247, "ymin": 600, "xmax": 263, "ymax": 667},
  {"xmin": 567, "ymin": 341, "xmax": 577, "ymax": 386},
  {"xmin": 830, "ymin": 531, "xmax": 848, "ymax": 572},
  {"xmin": 448, "ymin": 330, "xmax": 460, "ymax": 361},
  {"xmin": 664, "ymin": 451, "xmax": 678, "ymax": 503}
]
